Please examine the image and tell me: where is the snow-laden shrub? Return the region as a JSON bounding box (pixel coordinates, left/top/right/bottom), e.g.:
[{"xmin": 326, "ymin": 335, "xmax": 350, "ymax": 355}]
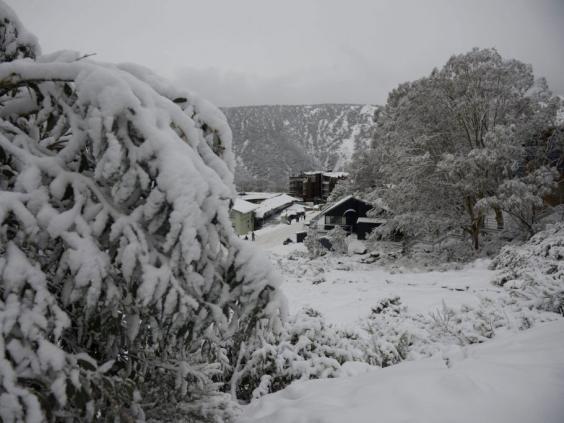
[
  {"xmin": 491, "ymin": 222, "xmax": 564, "ymax": 314},
  {"xmin": 0, "ymin": 3, "xmax": 282, "ymax": 421},
  {"xmin": 362, "ymin": 287, "xmax": 560, "ymax": 364},
  {"xmin": 232, "ymin": 308, "xmax": 379, "ymax": 401},
  {"xmin": 326, "ymin": 226, "xmax": 348, "ymax": 254},
  {"xmin": 304, "ymin": 228, "xmax": 326, "ymax": 258},
  {"xmin": 362, "ymin": 297, "xmax": 412, "ymax": 366}
]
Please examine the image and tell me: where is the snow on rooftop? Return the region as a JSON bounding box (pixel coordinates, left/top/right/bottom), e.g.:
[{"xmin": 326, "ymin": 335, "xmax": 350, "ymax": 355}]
[
  {"xmin": 240, "ymin": 192, "xmax": 280, "ymax": 202},
  {"xmin": 301, "ymin": 171, "xmax": 349, "ymax": 178},
  {"xmin": 281, "ymin": 204, "xmax": 306, "ymax": 216},
  {"xmin": 311, "ymin": 195, "xmax": 372, "ymax": 222},
  {"xmin": 255, "ymin": 194, "xmax": 298, "ymax": 219},
  {"xmin": 322, "ymin": 171, "xmax": 348, "ymax": 178},
  {"xmin": 356, "ymin": 217, "xmax": 386, "ymax": 224},
  {"xmin": 232, "ymin": 198, "xmax": 259, "ymax": 214}
]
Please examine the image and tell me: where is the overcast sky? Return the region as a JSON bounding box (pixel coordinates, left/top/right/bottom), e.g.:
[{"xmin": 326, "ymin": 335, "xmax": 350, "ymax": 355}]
[{"xmin": 6, "ymin": 0, "xmax": 564, "ymax": 106}]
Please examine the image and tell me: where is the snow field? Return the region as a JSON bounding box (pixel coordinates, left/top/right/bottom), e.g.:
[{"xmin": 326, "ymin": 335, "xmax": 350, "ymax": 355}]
[{"xmin": 238, "ymin": 221, "xmax": 564, "ymax": 422}]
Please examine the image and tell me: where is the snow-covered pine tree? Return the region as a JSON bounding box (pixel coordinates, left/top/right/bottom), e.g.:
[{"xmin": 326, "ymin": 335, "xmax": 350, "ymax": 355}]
[{"xmin": 0, "ymin": 2, "xmax": 283, "ymax": 421}]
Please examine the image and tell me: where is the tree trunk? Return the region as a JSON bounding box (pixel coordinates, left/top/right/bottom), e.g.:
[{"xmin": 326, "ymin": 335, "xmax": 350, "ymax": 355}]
[
  {"xmin": 471, "ymin": 223, "xmax": 480, "ymax": 250},
  {"xmin": 494, "ymin": 207, "xmax": 504, "ymax": 230},
  {"xmin": 464, "ymin": 196, "xmax": 482, "ymax": 250}
]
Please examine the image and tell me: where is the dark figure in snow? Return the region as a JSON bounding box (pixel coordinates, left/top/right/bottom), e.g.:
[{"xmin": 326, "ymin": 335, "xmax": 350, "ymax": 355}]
[
  {"xmin": 251, "ymin": 231, "xmax": 256, "ymax": 241},
  {"xmin": 244, "ymin": 235, "xmax": 248, "ymax": 240}
]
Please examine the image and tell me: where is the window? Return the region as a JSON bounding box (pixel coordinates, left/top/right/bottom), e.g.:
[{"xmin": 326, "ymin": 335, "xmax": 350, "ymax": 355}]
[{"xmin": 325, "ymin": 215, "xmax": 345, "ymax": 225}]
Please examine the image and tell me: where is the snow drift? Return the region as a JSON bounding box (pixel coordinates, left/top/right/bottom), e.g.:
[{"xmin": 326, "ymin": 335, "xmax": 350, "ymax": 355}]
[{"xmin": 239, "ymin": 320, "xmax": 564, "ymax": 423}]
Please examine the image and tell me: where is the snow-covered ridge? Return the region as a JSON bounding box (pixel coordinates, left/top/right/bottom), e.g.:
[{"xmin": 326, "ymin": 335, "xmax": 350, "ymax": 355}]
[{"xmin": 222, "ymin": 104, "xmax": 379, "ymax": 191}]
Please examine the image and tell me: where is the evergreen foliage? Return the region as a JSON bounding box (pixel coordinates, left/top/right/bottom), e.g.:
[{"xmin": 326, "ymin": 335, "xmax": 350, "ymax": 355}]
[{"xmin": 0, "ymin": 3, "xmax": 282, "ymax": 421}]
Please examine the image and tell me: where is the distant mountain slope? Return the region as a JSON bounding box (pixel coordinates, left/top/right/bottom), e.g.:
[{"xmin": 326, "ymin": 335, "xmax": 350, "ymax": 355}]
[
  {"xmin": 221, "ymin": 104, "xmax": 378, "ymax": 191},
  {"xmin": 557, "ymin": 95, "xmax": 564, "ymax": 126}
]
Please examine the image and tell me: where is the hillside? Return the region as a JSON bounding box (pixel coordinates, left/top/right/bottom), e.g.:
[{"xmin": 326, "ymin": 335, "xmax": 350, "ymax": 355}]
[{"xmin": 222, "ymin": 104, "xmax": 378, "ymax": 191}]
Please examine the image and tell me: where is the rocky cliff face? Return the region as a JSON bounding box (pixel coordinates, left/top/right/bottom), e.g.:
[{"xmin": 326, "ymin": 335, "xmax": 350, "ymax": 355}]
[{"xmin": 222, "ymin": 104, "xmax": 378, "ymax": 191}]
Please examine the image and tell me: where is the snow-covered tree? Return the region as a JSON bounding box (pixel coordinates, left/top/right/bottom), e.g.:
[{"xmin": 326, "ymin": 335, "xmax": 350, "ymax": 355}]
[
  {"xmin": 304, "ymin": 228, "xmax": 326, "ymax": 258},
  {"xmin": 354, "ymin": 48, "xmax": 561, "ymax": 250},
  {"xmin": 325, "ymin": 226, "xmax": 348, "ymax": 254},
  {"xmin": 0, "ymin": 2, "xmax": 283, "ymax": 421}
]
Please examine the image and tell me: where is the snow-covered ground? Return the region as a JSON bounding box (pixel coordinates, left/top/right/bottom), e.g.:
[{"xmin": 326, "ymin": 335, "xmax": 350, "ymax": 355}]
[
  {"xmin": 252, "ymin": 210, "xmax": 316, "ymax": 250},
  {"xmin": 277, "ymin": 254, "xmax": 496, "ymax": 326},
  {"xmin": 240, "ymin": 319, "xmax": 564, "ymax": 423},
  {"xmin": 239, "ymin": 221, "xmax": 564, "ymax": 423},
  {"xmin": 256, "ymin": 220, "xmax": 498, "ymax": 326}
]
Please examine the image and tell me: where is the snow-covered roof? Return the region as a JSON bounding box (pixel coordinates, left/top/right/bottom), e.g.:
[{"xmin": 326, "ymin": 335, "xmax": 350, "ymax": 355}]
[
  {"xmin": 322, "ymin": 172, "xmax": 348, "ymax": 178},
  {"xmin": 311, "ymin": 196, "xmax": 372, "ymax": 222},
  {"xmin": 255, "ymin": 194, "xmax": 298, "ymax": 219},
  {"xmin": 232, "ymin": 198, "xmax": 258, "ymax": 214},
  {"xmin": 239, "ymin": 192, "xmax": 280, "ymax": 202},
  {"xmin": 301, "ymin": 171, "xmax": 348, "ymax": 178},
  {"xmin": 281, "ymin": 204, "xmax": 306, "ymax": 216},
  {"xmin": 357, "ymin": 217, "xmax": 386, "ymax": 224}
]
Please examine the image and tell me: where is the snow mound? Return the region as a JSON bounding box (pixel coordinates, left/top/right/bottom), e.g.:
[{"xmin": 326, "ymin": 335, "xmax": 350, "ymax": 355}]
[{"xmin": 239, "ymin": 320, "xmax": 564, "ymax": 423}]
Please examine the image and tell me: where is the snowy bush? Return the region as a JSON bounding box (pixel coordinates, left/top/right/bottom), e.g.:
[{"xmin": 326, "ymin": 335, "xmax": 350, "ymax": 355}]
[
  {"xmin": 232, "ymin": 308, "xmax": 378, "ymax": 401},
  {"xmin": 491, "ymin": 223, "xmax": 564, "ymax": 315},
  {"xmin": 0, "ymin": 3, "xmax": 282, "ymax": 421},
  {"xmin": 362, "ymin": 297, "xmax": 413, "ymax": 366},
  {"xmin": 325, "ymin": 226, "xmax": 348, "ymax": 254},
  {"xmin": 363, "ymin": 280, "xmax": 561, "ymax": 365},
  {"xmin": 304, "ymin": 228, "xmax": 326, "ymax": 258}
]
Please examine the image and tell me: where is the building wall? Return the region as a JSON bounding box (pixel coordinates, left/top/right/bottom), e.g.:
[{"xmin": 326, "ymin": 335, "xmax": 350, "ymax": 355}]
[
  {"xmin": 230, "ymin": 210, "xmax": 254, "ymax": 235},
  {"xmin": 289, "ymin": 176, "xmax": 305, "ymax": 199},
  {"xmin": 320, "ymin": 198, "xmax": 373, "ymax": 233},
  {"xmin": 289, "ymin": 172, "xmax": 346, "ymax": 203}
]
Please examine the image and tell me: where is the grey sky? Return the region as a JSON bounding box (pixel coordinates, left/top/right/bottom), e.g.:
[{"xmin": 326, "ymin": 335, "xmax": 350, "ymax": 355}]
[{"xmin": 6, "ymin": 0, "xmax": 564, "ymax": 106}]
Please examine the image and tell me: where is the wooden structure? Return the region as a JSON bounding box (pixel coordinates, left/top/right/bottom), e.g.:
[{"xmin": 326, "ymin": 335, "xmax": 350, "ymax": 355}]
[
  {"xmin": 230, "ymin": 198, "xmax": 258, "ymax": 235},
  {"xmin": 289, "ymin": 171, "xmax": 348, "ymax": 203}
]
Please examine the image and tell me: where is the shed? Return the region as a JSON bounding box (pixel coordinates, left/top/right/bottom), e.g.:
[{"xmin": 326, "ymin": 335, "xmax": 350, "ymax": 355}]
[
  {"xmin": 356, "ymin": 217, "xmax": 386, "ymax": 240},
  {"xmin": 311, "ymin": 196, "xmax": 373, "ymax": 234},
  {"xmin": 230, "ymin": 198, "xmax": 258, "ymax": 235}
]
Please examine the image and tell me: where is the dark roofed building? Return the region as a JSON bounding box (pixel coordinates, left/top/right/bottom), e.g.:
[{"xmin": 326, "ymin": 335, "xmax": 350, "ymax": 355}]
[
  {"xmin": 289, "ymin": 171, "xmax": 348, "ymax": 203},
  {"xmin": 310, "ymin": 196, "xmax": 388, "ymax": 240}
]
